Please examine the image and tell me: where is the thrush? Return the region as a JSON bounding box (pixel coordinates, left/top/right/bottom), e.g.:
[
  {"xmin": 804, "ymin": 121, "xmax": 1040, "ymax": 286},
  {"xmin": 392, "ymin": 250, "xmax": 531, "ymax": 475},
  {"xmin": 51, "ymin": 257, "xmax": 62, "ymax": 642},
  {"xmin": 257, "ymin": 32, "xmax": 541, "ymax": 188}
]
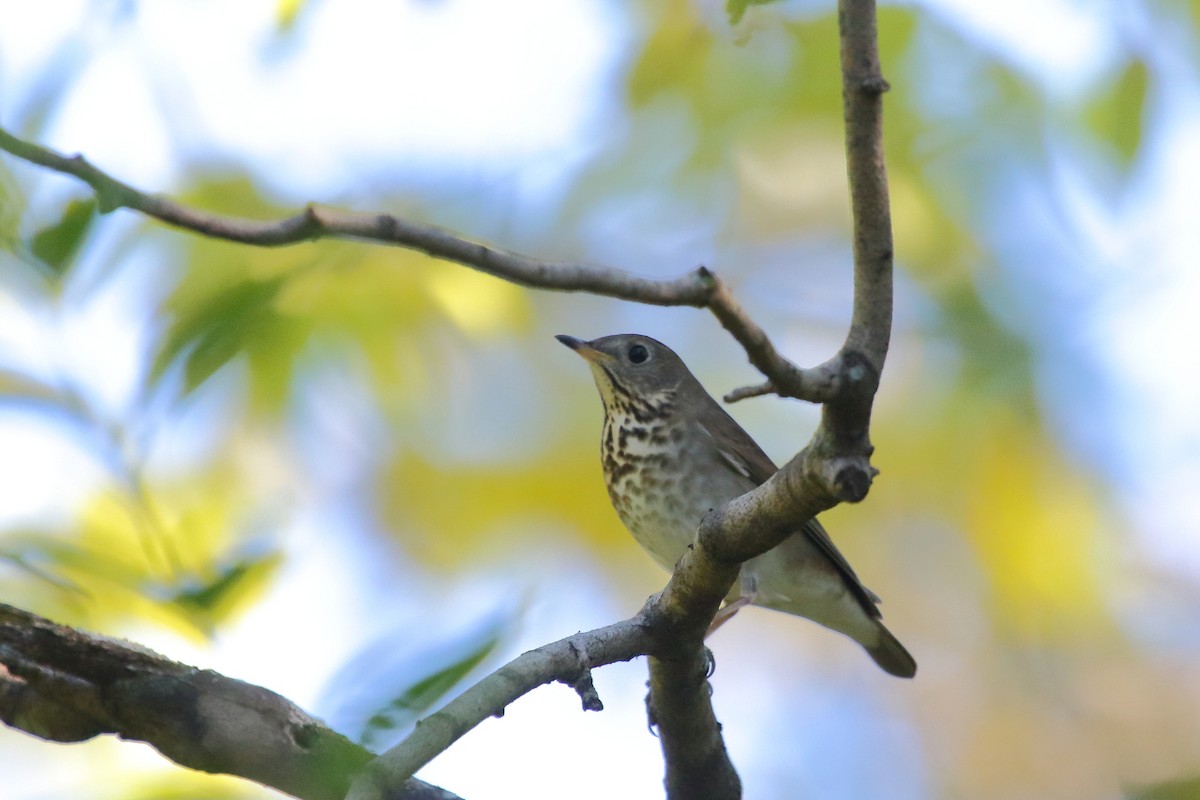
[{"xmin": 558, "ymin": 333, "xmax": 916, "ymax": 678}]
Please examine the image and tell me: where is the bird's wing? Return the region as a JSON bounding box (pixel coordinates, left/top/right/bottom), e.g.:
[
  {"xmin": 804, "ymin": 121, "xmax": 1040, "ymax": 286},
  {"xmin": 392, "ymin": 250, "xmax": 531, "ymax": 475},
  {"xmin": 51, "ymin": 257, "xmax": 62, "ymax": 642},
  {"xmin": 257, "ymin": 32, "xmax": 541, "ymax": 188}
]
[
  {"xmin": 800, "ymin": 518, "xmax": 882, "ymax": 609},
  {"xmin": 696, "ymin": 402, "xmax": 779, "ymax": 484},
  {"xmin": 698, "ymin": 402, "xmax": 883, "ymax": 613}
]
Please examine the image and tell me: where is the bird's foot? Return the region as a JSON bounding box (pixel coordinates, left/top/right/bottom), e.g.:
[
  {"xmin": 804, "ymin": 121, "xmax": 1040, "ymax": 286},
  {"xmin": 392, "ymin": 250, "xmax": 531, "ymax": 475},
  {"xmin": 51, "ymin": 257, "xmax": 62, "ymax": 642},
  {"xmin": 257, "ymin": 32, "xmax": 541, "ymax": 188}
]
[{"xmin": 706, "ymin": 594, "xmax": 753, "ymax": 637}]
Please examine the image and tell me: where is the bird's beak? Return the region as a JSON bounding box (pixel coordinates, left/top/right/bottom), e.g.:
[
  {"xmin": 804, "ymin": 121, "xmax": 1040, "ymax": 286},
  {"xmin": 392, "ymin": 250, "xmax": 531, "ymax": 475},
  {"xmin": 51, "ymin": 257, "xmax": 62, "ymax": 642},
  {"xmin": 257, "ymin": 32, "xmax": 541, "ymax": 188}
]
[{"xmin": 555, "ymin": 334, "xmax": 613, "ymax": 365}]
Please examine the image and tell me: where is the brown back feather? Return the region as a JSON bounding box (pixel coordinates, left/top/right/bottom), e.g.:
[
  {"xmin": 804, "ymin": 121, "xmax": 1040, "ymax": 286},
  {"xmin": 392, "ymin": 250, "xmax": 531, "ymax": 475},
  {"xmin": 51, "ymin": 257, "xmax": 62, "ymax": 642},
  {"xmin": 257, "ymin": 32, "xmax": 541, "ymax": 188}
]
[{"xmin": 695, "ymin": 391, "xmax": 882, "ymax": 616}]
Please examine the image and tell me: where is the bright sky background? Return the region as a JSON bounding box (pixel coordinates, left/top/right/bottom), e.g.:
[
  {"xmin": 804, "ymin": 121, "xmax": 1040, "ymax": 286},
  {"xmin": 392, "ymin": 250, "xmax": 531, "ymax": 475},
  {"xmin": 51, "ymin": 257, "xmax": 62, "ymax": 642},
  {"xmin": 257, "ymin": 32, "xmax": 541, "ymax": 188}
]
[{"xmin": 2, "ymin": 1, "xmax": 1199, "ymax": 798}]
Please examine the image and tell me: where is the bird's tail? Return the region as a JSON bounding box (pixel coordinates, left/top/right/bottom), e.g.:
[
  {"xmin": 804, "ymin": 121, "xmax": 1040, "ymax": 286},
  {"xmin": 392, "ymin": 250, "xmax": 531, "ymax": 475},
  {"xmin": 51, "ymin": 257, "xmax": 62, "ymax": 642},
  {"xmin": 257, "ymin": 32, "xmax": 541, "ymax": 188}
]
[{"xmin": 864, "ymin": 623, "xmax": 917, "ymax": 678}]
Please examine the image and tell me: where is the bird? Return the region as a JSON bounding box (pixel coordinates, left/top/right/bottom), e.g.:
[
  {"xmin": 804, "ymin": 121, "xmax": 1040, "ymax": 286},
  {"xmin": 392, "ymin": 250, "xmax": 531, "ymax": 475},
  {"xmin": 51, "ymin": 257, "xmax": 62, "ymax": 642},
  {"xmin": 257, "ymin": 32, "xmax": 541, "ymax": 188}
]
[{"xmin": 557, "ymin": 333, "xmax": 916, "ymax": 678}]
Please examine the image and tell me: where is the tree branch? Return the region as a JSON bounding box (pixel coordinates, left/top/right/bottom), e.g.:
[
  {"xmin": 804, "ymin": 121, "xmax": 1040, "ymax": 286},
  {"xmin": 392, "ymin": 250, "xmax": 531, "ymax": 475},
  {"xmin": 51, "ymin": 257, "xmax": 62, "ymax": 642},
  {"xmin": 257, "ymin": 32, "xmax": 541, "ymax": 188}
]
[
  {"xmin": 0, "ymin": 603, "xmax": 460, "ymax": 800},
  {"xmin": 640, "ymin": 547, "xmax": 743, "ymax": 800},
  {"xmin": 649, "ymin": 649, "xmax": 741, "ymax": 800},
  {"xmin": 0, "ymin": 126, "xmax": 834, "ymax": 405},
  {"xmin": 791, "ymin": 0, "xmax": 895, "ymax": 505},
  {"xmin": 838, "ymin": 0, "xmax": 895, "ymax": 373},
  {"xmin": 350, "ymin": 534, "xmax": 744, "ymax": 800},
  {"xmin": 656, "ymin": 9, "xmax": 896, "ymax": 794}
]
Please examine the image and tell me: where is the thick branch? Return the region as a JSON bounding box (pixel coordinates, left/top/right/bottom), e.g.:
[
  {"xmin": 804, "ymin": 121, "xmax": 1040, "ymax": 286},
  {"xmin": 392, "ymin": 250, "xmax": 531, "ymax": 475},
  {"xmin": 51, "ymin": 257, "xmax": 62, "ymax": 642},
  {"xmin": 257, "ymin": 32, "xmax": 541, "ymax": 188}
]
[
  {"xmin": 0, "ymin": 604, "xmax": 459, "ymax": 800},
  {"xmin": 772, "ymin": 0, "xmax": 896, "ymax": 504},
  {"xmin": 641, "ymin": 547, "xmax": 743, "ymax": 800},
  {"xmin": 838, "ymin": 0, "xmax": 894, "ymax": 371},
  {"xmin": 649, "ymin": 650, "xmax": 741, "ymax": 800},
  {"xmin": 724, "ymin": 0, "xmax": 894, "ymax": 502}
]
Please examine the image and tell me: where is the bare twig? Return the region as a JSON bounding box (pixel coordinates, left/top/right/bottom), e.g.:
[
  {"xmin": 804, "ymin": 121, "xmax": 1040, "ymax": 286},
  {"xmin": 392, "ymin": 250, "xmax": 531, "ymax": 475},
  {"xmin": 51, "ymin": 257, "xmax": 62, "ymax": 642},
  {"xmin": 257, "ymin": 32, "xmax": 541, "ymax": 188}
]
[
  {"xmin": 0, "ymin": 126, "xmax": 836, "ymax": 404},
  {"xmin": 723, "ymin": 380, "xmax": 776, "ymax": 403}
]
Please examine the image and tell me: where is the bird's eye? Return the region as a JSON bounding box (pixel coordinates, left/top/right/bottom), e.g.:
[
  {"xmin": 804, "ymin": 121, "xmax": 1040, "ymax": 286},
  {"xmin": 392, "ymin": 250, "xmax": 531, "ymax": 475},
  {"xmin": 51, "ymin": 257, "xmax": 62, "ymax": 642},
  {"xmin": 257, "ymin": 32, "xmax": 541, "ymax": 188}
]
[{"xmin": 628, "ymin": 344, "xmax": 649, "ymax": 364}]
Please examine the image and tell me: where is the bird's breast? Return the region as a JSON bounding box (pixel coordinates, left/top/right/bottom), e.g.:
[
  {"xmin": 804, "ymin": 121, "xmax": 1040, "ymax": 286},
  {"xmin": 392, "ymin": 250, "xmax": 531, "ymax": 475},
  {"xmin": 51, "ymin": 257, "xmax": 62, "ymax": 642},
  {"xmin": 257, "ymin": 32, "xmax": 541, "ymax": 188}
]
[{"xmin": 600, "ymin": 413, "xmax": 752, "ymax": 572}]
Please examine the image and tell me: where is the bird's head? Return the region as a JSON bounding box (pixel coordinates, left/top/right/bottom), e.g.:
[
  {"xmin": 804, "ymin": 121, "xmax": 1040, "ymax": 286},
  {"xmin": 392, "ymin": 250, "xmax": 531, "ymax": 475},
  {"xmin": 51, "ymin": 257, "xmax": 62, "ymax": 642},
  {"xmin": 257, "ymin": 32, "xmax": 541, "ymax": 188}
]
[{"xmin": 556, "ymin": 333, "xmax": 691, "ymax": 413}]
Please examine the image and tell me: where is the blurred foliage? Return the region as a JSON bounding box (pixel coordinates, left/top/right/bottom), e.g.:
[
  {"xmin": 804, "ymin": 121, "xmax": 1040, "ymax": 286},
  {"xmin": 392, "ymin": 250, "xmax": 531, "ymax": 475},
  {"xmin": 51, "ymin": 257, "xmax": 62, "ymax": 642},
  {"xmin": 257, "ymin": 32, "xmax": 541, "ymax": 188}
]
[
  {"xmin": 29, "ymin": 197, "xmax": 96, "ymax": 283},
  {"xmin": 328, "ymin": 614, "xmax": 509, "ymax": 752},
  {"xmin": 1, "ymin": 1, "xmax": 1199, "ymax": 799},
  {"xmin": 0, "ymin": 160, "xmax": 24, "ymax": 252},
  {"xmin": 0, "ymin": 469, "xmax": 277, "ymax": 638},
  {"xmin": 726, "ymin": 0, "xmax": 784, "ymax": 26},
  {"xmin": 275, "ymin": 0, "xmax": 309, "ymax": 32},
  {"xmin": 1083, "ymin": 57, "xmax": 1149, "ymax": 172},
  {"xmin": 1129, "ymin": 775, "xmax": 1200, "ymax": 800},
  {"xmin": 355, "ymin": 633, "xmax": 498, "ymax": 749},
  {"xmin": 381, "ymin": 451, "xmax": 626, "ymax": 567},
  {"xmin": 103, "ymin": 772, "xmax": 271, "ymax": 800}
]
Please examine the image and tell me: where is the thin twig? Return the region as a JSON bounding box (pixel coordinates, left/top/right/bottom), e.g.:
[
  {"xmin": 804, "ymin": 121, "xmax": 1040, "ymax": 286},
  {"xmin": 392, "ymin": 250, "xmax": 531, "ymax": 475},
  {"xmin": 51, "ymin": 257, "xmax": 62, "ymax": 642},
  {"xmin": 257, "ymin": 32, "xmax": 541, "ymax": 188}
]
[{"xmin": 723, "ymin": 381, "xmax": 775, "ymax": 403}]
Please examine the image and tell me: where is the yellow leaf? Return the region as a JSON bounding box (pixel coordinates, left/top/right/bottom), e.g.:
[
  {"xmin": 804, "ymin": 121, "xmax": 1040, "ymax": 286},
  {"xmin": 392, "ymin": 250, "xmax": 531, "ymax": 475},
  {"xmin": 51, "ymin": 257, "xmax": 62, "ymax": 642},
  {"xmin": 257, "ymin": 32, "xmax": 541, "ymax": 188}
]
[
  {"xmin": 627, "ymin": 0, "xmax": 712, "ymax": 107},
  {"xmin": 276, "ymin": 0, "xmax": 306, "ymax": 31},
  {"xmin": 965, "ymin": 418, "xmax": 1110, "ymax": 640},
  {"xmin": 379, "ymin": 447, "xmax": 629, "ymax": 568},
  {"xmin": 425, "ymin": 267, "xmax": 532, "ymax": 337},
  {"xmin": 732, "ymin": 121, "xmax": 848, "ymax": 236}
]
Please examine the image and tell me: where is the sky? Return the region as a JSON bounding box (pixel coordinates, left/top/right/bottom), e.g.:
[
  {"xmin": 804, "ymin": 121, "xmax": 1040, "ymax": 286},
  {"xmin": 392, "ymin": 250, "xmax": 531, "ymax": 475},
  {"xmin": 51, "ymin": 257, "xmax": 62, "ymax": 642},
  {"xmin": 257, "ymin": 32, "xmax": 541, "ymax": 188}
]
[{"xmin": 2, "ymin": 1, "xmax": 1200, "ymax": 799}]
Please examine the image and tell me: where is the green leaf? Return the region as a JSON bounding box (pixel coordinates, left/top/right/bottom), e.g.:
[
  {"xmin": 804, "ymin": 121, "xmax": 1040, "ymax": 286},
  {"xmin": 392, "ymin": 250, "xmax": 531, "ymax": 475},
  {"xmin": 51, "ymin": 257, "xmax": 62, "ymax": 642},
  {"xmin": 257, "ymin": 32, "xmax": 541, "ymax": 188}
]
[
  {"xmin": 1083, "ymin": 58, "xmax": 1149, "ymax": 171},
  {"xmin": 940, "ymin": 283, "xmax": 1036, "ymax": 410},
  {"xmin": 1127, "ymin": 775, "xmax": 1200, "ymax": 800},
  {"xmin": 0, "ymin": 160, "xmax": 25, "ymax": 253},
  {"xmin": 29, "ymin": 197, "xmax": 97, "ymax": 279},
  {"xmin": 726, "ymin": 0, "xmax": 783, "ymax": 25},
  {"xmin": 321, "ymin": 610, "xmax": 513, "ymax": 750},
  {"xmin": 168, "ymin": 550, "xmax": 283, "ymax": 633},
  {"xmin": 627, "ymin": 0, "xmax": 714, "ymax": 109},
  {"xmin": 150, "ymin": 274, "xmax": 296, "ymax": 394},
  {"xmin": 0, "ymin": 543, "xmax": 87, "ymax": 595},
  {"xmin": 359, "ymin": 634, "xmax": 500, "ymax": 748}
]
